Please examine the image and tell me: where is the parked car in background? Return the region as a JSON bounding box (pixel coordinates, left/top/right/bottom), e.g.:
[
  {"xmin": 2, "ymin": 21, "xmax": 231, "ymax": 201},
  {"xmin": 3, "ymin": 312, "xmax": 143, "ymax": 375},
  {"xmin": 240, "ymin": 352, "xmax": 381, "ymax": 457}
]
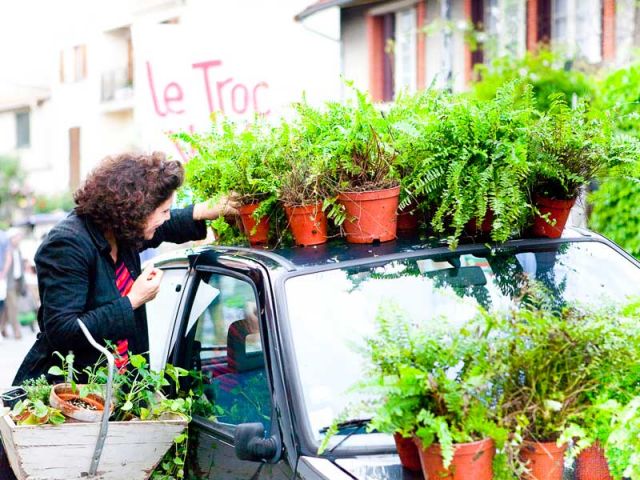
[{"xmin": 141, "ymin": 228, "xmax": 640, "ymax": 479}]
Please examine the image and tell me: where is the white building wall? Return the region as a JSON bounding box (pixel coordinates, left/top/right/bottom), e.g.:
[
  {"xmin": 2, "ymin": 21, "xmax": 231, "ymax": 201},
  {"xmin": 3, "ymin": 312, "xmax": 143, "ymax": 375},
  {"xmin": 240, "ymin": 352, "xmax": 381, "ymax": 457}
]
[{"xmin": 341, "ymin": 6, "xmax": 370, "ymax": 95}]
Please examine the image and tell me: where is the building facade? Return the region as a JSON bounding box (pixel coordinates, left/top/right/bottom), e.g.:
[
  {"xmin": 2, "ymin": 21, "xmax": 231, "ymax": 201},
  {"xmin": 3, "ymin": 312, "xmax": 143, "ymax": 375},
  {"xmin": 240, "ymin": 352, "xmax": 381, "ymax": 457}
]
[{"xmin": 296, "ymin": 0, "xmax": 638, "ymax": 101}]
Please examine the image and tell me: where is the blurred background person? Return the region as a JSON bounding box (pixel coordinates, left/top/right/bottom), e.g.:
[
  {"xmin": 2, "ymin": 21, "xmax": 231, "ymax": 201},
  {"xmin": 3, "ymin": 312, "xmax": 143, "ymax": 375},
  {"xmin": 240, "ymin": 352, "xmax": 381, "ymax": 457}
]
[{"xmin": 0, "ymin": 229, "xmax": 25, "ymax": 340}]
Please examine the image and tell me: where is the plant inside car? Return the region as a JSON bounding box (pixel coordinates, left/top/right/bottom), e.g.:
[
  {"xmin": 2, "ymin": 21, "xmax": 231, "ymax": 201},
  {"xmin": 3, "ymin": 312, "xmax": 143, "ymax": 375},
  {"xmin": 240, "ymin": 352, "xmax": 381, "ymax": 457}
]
[
  {"xmin": 295, "ymin": 86, "xmax": 401, "ymax": 244},
  {"xmin": 527, "ymin": 96, "xmax": 640, "ymax": 238},
  {"xmin": 172, "ymin": 116, "xmax": 280, "ymax": 246},
  {"xmin": 349, "ymin": 304, "xmax": 507, "ymax": 479}
]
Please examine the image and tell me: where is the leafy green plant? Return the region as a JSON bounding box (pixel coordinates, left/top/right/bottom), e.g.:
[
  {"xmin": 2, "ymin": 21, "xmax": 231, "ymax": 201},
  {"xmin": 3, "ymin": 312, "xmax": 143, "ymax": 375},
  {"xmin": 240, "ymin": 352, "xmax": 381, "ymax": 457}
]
[
  {"xmin": 472, "ymin": 49, "xmax": 595, "ymax": 112},
  {"xmin": 589, "ymin": 174, "xmax": 640, "ymax": 259},
  {"xmin": 429, "ymin": 81, "xmax": 536, "ymax": 248},
  {"xmin": 172, "ymin": 116, "xmax": 280, "ymax": 244},
  {"xmin": 21, "ymin": 375, "xmax": 52, "ymax": 404},
  {"xmin": 10, "ymin": 399, "xmax": 66, "ymax": 426},
  {"xmin": 528, "ymin": 96, "xmax": 640, "ymax": 200},
  {"xmin": 344, "ymin": 303, "xmax": 506, "ymax": 469}
]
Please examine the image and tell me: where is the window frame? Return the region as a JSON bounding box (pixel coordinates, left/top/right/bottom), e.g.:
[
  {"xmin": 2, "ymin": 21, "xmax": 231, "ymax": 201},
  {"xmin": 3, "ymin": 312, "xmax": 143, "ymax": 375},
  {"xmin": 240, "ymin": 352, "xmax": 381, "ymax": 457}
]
[
  {"xmin": 15, "ymin": 110, "xmax": 30, "ymax": 149},
  {"xmin": 171, "ymin": 265, "xmax": 276, "ymax": 443}
]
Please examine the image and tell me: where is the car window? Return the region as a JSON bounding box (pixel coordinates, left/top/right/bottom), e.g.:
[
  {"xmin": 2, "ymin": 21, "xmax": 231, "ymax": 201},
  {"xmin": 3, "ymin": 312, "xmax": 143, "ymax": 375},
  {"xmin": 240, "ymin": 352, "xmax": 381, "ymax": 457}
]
[
  {"xmin": 284, "ymin": 240, "xmax": 640, "ymax": 443},
  {"xmin": 186, "ymin": 272, "xmax": 272, "ymax": 432}
]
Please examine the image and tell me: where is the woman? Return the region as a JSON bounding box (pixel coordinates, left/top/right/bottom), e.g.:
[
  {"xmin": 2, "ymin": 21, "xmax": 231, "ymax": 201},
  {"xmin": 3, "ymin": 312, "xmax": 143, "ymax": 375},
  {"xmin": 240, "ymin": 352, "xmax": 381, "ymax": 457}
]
[{"xmin": 12, "ymin": 152, "xmax": 237, "ymax": 384}]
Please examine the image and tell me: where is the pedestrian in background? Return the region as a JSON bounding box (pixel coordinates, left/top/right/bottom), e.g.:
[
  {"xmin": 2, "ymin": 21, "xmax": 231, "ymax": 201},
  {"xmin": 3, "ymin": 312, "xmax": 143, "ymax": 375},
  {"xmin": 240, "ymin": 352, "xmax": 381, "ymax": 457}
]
[
  {"xmin": 0, "ymin": 228, "xmax": 11, "ymax": 337},
  {"xmin": 13, "ymin": 151, "xmax": 238, "ymax": 385},
  {"xmin": 0, "ymin": 229, "xmax": 25, "ymax": 340}
]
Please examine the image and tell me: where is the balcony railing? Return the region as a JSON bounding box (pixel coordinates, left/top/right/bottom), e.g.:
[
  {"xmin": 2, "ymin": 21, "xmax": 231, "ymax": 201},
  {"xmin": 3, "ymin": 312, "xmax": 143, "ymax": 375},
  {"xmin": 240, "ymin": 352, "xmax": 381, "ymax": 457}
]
[{"xmin": 101, "ymin": 68, "xmax": 133, "ymax": 103}]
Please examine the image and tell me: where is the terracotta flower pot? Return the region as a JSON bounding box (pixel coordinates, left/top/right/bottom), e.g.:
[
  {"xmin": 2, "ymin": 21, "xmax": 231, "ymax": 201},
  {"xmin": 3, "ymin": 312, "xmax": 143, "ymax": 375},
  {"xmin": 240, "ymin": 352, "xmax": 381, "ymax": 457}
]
[
  {"xmin": 532, "ymin": 196, "xmax": 576, "ymax": 239},
  {"xmin": 413, "ymin": 436, "xmax": 494, "ymax": 480},
  {"xmin": 239, "ymin": 203, "xmax": 269, "ymax": 245},
  {"xmin": 49, "ymin": 384, "xmax": 110, "ymax": 423},
  {"xmin": 285, "ymin": 203, "xmax": 328, "ymax": 247},
  {"xmin": 393, "ymin": 433, "xmax": 421, "ymax": 471},
  {"xmin": 575, "ymin": 443, "xmax": 612, "ymax": 480},
  {"xmin": 520, "ymin": 441, "xmax": 567, "ymax": 480},
  {"xmin": 397, "ymin": 204, "xmax": 419, "ymax": 234},
  {"xmin": 337, "ymin": 186, "xmax": 400, "ymax": 244},
  {"xmin": 465, "ymin": 209, "xmax": 494, "ymax": 236}
]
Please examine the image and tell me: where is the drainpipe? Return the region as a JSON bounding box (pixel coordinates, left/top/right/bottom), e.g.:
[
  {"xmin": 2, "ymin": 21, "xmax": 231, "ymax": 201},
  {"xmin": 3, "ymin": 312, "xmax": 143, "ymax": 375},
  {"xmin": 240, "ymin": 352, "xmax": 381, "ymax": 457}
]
[{"xmin": 441, "ymin": 0, "xmax": 453, "ymax": 90}]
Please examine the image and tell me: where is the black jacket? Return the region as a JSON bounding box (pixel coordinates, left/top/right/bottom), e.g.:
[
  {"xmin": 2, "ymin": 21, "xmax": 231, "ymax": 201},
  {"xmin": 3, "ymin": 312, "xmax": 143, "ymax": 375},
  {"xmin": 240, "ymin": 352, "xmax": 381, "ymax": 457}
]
[{"xmin": 13, "ymin": 206, "xmax": 206, "ymax": 385}]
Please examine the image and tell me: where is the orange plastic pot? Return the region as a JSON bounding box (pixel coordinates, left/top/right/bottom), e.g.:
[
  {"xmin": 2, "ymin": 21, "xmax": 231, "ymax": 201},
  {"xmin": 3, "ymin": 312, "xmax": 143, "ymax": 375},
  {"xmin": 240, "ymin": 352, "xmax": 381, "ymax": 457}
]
[
  {"xmin": 393, "ymin": 433, "xmax": 421, "ymax": 472},
  {"xmin": 532, "ymin": 196, "xmax": 576, "ymax": 239},
  {"xmin": 520, "ymin": 441, "xmax": 567, "ymax": 480},
  {"xmin": 575, "ymin": 443, "xmax": 612, "ymax": 480},
  {"xmin": 465, "ymin": 209, "xmax": 494, "ymax": 235},
  {"xmin": 397, "ymin": 205, "xmax": 419, "ymax": 234},
  {"xmin": 285, "ymin": 203, "xmax": 328, "ymax": 247},
  {"xmin": 239, "ymin": 203, "xmax": 269, "ymax": 245},
  {"xmin": 337, "ymin": 186, "xmax": 400, "ymax": 244},
  {"xmin": 413, "ymin": 437, "xmax": 494, "ymax": 480}
]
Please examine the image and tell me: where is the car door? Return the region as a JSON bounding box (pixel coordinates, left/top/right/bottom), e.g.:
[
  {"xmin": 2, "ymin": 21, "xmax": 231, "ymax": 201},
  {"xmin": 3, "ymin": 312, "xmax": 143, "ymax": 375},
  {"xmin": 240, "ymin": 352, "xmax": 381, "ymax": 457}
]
[{"xmin": 172, "ymin": 264, "xmax": 293, "ymax": 479}]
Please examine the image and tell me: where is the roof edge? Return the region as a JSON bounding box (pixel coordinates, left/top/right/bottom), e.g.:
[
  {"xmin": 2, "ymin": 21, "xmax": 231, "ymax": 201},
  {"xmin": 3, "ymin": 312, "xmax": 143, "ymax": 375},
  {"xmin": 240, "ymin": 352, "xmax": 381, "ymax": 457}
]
[{"xmin": 294, "ymin": 0, "xmax": 364, "ymax": 21}]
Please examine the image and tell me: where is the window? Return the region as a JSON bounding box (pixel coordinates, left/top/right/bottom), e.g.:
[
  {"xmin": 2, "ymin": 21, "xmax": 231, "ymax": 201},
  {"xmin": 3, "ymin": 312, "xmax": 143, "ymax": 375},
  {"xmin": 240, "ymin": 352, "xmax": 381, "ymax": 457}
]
[
  {"xmin": 187, "ymin": 273, "xmax": 271, "ymax": 432},
  {"xmin": 74, "ymin": 45, "xmax": 87, "ymax": 81},
  {"xmin": 15, "ymin": 111, "xmax": 30, "ymax": 148},
  {"xmin": 394, "ymin": 8, "xmax": 417, "ymax": 94},
  {"xmin": 552, "ymin": 0, "xmax": 602, "ymax": 63},
  {"xmin": 483, "ymin": 0, "xmax": 526, "ymax": 61}
]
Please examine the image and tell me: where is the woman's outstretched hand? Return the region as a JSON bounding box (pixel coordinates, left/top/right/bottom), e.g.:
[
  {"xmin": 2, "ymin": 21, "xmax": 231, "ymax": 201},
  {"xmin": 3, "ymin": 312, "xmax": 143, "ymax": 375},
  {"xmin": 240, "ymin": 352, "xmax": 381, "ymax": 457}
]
[
  {"xmin": 193, "ymin": 194, "xmax": 241, "ymax": 221},
  {"xmin": 127, "ymin": 265, "xmax": 164, "ymax": 309}
]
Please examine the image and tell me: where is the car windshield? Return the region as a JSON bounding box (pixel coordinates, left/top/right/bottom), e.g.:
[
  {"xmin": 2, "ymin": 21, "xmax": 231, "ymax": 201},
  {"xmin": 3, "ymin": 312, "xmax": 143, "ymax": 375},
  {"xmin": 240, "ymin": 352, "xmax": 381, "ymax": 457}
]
[{"xmin": 283, "ymin": 240, "xmax": 640, "ymax": 449}]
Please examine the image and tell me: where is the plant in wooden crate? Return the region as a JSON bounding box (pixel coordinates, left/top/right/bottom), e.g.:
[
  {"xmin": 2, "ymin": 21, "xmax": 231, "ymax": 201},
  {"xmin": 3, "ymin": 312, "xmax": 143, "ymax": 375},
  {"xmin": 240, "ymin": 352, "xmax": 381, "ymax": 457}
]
[
  {"xmin": 295, "ymin": 87, "xmax": 400, "ymax": 243},
  {"xmin": 430, "ymin": 81, "xmax": 536, "ymax": 248},
  {"xmin": 485, "ymin": 291, "xmax": 640, "ymax": 480},
  {"xmin": 527, "ymin": 97, "xmax": 640, "ymax": 238},
  {"xmin": 173, "ymin": 117, "xmax": 279, "ymax": 245},
  {"xmin": 352, "ymin": 304, "xmax": 506, "ymax": 478},
  {"xmin": 385, "ymin": 88, "xmax": 453, "ymax": 233}
]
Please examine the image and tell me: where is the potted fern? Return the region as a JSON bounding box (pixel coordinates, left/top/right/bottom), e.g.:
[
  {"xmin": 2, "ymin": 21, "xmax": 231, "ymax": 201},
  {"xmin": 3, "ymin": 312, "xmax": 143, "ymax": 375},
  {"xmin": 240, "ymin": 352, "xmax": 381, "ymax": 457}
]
[
  {"xmin": 273, "ymin": 118, "xmax": 330, "ymax": 247},
  {"xmin": 429, "ymin": 81, "xmax": 536, "ymax": 248},
  {"xmin": 358, "ymin": 305, "xmax": 504, "ymax": 478},
  {"xmin": 173, "ymin": 117, "xmax": 278, "ymax": 246},
  {"xmin": 528, "ymin": 97, "xmax": 640, "ymax": 238},
  {"xmin": 295, "ymin": 88, "xmax": 400, "ymax": 244}
]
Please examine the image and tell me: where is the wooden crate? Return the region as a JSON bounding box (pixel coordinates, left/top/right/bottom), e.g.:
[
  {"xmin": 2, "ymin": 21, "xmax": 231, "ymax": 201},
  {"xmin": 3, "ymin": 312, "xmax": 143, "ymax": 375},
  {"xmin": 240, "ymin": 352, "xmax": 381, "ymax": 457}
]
[{"xmin": 0, "ymin": 404, "xmax": 186, "ymax": 480}]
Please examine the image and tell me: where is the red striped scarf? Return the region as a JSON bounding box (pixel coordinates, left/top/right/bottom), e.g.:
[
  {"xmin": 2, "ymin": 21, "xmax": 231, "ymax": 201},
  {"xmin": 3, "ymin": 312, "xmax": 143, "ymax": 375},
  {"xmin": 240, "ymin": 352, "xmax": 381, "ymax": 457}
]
[{"xmin": 115, "ymin": 260, "xmax": 134, "ymax": 297}]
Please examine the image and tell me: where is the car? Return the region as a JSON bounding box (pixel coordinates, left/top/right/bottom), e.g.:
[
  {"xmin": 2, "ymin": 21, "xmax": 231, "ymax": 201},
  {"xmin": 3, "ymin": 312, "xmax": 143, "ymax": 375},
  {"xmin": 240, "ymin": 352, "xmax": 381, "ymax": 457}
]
[
  {"xmin": 2, "ymin": 228, "xmax": 639, "ymax": 479},
  {"xmin": 142, "ymin": 228, "xmax": 640, "ymax": 479}
]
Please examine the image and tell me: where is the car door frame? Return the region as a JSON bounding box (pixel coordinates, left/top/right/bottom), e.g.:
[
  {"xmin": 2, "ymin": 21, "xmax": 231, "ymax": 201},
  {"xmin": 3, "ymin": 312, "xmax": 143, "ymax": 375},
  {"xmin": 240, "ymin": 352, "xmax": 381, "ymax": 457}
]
[{"xmin": 168, "ymin": 250, "xmax": 300, "ymax": 475}]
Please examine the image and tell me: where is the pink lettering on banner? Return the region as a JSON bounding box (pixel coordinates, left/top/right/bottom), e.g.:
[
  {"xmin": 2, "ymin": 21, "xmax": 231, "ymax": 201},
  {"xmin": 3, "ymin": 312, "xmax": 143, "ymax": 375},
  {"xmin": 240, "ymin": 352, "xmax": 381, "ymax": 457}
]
[
  {"xmin": 164, "ymin": 82, "xmax": 185, "ymax": 114},
  {"xmin": 192, "ymin": 60, "xmax": 223, "ymax": 114},
  {"xmin": 146, "ymin": 61, "xmax": 167, "ymax": 117},
  {"xmin": 168, "ymin": 124, "xmax": 195, "ymax": 163}
]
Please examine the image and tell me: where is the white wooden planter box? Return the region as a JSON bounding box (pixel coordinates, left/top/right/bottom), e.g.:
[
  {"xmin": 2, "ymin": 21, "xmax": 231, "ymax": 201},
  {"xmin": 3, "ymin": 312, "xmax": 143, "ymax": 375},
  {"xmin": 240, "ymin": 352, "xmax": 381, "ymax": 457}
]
[{"xmin": 0, "ymin": 404, "xmax": 187, "ymax": 480}]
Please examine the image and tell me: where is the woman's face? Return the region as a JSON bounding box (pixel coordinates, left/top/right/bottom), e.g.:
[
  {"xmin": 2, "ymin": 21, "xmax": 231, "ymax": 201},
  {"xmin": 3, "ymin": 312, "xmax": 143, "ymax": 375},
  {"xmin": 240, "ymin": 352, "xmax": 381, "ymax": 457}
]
[{"xmin": 143, "ymin": 195, "xmax": 173, "ymax": 240}]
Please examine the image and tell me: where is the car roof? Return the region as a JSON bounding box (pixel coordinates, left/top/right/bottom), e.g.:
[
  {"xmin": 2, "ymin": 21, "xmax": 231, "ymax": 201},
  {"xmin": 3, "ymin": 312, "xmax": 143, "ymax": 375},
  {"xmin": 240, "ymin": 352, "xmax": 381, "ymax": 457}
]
[{"xmin": 153, "ymin": 227, "xmax": 602, "ymax": 273}]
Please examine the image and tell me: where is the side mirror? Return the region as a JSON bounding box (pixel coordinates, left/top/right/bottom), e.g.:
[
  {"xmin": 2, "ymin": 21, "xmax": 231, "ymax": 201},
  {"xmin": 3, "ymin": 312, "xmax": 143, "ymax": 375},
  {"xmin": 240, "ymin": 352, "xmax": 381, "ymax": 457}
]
[{"xmin": 234, "ymin": 423, "xmax": 280, "ymax": 463}]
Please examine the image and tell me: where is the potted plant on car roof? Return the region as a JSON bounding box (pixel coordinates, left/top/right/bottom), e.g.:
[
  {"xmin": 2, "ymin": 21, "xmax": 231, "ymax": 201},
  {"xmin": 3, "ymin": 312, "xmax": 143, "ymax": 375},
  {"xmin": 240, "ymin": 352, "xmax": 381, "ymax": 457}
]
[
  {"xmin": 352, "ymin": 304, "xmax": 507, "ymax": 478},
  {"xmin": 527, "ymin": 96, "xmax": 640, "ymax": 238},
  {"xmin": 173, "ymin": 116, "xmax": 279, "ymax": 246},
  {"xmin": 296, "ymin": 86, "xmax": 400, "ymax": 244},
  {"xmin": 384, "ymin": 88, "xmax": 452, "ymax": 234},
  {"xmin": 429, "ymin": 81, "xmax": 536, "ymax": 249},
  {"xmin": 273, "ymin": 117, "xmax": 330, "ymax": 247}
]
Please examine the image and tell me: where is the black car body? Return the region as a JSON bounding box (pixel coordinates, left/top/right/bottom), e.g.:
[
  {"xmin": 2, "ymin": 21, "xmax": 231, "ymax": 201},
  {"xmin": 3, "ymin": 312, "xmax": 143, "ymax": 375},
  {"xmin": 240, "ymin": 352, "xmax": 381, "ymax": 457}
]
[
  {"xmin": 2, "ymin": 229, "xmax": 640, "ymax": 479},
  {"xmin": 149, "ymin": 228, "xmax": 640, "ymax": 479}
]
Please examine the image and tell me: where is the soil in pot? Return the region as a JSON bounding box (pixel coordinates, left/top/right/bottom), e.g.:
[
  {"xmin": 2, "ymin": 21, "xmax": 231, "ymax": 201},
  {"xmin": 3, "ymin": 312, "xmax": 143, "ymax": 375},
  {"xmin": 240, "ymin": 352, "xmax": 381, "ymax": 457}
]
[
  {"xmin": 575, "ymin": 443, "xmax": 612, "ymax": 480},
  {"xmin": 520, "ymin": 441, "xmax": 567, "ymax": 480},
  {"xmin": 285, "ymin": 203, "xmax": 327, "ymax": 247},
  {"xmin": 531, "ymin": 196, "xmax": 576, "ymax": 239},
  {"xmin": 413, "ymin": 437, "xmax": 494, "ymax": 480},
  {"xmin": 337, "ymin": 186, "xmax": 400, "ymax": 244},
  {"xmin": 49, "ymin": 384, "xmax": 109, "ymax": 422},
  {"xmin": 393, "ymin": 433, "xmax": 421, "ymax": 471},
  {"xmin": 239, "ymin": 203, "xmax": 270, "ymax": 245}
]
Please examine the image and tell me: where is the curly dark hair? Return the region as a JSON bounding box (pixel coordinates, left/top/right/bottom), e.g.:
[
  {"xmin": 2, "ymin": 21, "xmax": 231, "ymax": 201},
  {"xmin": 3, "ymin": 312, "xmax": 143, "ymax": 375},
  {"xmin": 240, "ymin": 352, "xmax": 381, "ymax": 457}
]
[{"xmin": 74, "ymin": 152, "xmax": 184, "ymax": 244}]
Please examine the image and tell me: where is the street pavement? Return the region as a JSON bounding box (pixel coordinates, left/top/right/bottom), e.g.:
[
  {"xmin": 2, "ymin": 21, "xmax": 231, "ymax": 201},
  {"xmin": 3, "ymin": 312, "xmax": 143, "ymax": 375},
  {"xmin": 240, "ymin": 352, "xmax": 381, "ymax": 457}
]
[{"xmin": 0, "ymin": 327, "xmax": 37, "ymax": 388}]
